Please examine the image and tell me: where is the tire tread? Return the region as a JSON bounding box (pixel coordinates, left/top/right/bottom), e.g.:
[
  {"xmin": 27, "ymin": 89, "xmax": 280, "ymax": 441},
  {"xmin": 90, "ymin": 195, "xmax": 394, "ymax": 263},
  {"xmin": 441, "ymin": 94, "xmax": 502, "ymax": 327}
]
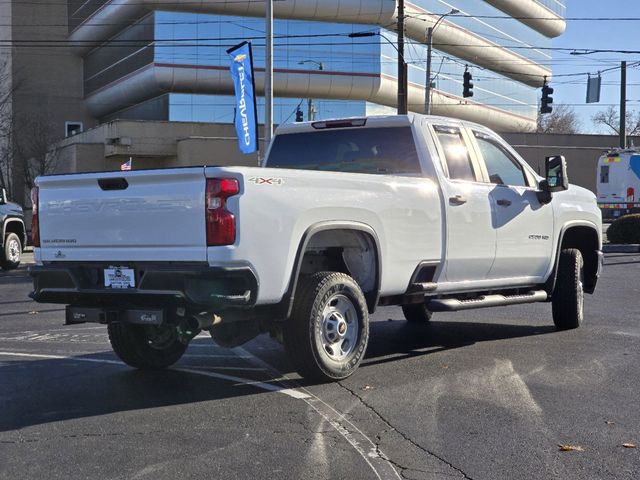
[
  {"xmin": 552, "ymin": 248, "xmax": 584, "ymax": 330},
  {"xmin": 284, "ymin": 271, "xmax": 369, "ymax": 382}
]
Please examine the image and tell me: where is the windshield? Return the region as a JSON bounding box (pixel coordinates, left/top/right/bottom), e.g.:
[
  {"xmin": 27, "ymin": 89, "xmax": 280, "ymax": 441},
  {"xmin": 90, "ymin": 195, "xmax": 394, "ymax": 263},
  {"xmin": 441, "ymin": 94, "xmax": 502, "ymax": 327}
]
[{"xmin": 267, "ymin": 127, "xmax": 422, "ymax": 176}]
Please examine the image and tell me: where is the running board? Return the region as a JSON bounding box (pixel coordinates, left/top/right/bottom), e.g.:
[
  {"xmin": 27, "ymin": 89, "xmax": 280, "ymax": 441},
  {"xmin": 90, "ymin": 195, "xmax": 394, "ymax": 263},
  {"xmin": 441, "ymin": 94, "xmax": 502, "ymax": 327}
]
[{"xmin": 427, "ymin": 290, "xmax": 548, "ymax": 312}]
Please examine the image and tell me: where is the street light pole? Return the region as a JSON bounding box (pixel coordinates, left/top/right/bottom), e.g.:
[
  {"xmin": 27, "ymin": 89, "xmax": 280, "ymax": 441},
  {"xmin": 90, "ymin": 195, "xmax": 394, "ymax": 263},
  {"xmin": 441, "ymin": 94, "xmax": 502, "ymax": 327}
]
[
  {"xmin": 298, "ymin": 60, "xmax": 324, "ymax": 121},
  {"xmin": 425, "ymin": 9, "xmax": 459, "ymax": 115},
  {"xmin": 348, "ymin": 31, "xmax": 407, "ymax": 114},
  {"xmin": 264, "ymin": 0, "xmax": 273, "ymax": 161}
]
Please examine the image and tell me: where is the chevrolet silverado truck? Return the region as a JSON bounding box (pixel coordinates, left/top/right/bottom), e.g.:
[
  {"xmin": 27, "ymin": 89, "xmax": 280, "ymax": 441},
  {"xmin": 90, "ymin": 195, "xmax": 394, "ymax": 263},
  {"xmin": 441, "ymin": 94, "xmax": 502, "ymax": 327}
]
[{"xmin": 29, "ymin": 114, "xmax": 603, "ymax": 381}]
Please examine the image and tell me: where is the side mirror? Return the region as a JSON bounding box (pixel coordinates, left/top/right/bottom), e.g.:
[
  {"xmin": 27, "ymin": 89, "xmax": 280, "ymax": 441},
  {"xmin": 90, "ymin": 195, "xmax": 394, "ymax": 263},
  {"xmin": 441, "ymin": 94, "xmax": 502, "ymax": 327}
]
[
  {"xmin": 544, "ymin": 155, "xmax": 569, "ymax": 192},
  {"xmin": 0, "ymin": 188, "xmax": 6, "ymax": 205}
]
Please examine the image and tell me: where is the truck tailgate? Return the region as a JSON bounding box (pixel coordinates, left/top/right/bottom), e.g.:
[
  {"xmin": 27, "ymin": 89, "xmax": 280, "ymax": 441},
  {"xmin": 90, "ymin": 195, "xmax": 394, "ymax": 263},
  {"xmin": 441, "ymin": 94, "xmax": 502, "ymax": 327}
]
[{"xmin": 36, "ymin": 168, "xmax": 207, "ymax": 262}]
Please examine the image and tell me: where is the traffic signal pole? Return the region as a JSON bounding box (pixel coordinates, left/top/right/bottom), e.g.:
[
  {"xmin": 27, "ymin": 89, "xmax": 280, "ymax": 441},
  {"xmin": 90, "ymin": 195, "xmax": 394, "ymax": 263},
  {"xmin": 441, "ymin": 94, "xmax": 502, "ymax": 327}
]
[
  {"xmin": 620, "ymin": 60, "xmax": 627, "ymax": 149},
  {"xmin": 397, "ymin": 0, "xmax": 408, "ymax": 114}
]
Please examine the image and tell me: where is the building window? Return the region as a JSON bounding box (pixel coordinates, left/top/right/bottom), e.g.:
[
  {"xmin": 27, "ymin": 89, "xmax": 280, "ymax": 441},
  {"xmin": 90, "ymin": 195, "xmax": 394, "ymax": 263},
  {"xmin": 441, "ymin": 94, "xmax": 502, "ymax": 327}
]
[{"xmin": 65, "ymin": 121, "xmax": 84, "ymax": 137}]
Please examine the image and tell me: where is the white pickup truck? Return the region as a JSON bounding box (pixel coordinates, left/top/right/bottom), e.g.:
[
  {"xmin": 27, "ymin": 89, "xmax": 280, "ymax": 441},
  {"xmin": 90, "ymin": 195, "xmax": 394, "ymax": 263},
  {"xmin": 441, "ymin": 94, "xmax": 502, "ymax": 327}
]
[{"xmin": 29, "ymin": 114, "xmax": 603, "ymax": 381}]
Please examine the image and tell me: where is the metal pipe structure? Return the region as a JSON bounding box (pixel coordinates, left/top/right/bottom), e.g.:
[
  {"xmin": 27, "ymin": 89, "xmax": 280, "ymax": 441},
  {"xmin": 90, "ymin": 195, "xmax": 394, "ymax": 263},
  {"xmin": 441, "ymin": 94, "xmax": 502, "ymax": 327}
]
[{"xmin": 71, "ymin": 0, "xmax": 556, "ymax": 87}]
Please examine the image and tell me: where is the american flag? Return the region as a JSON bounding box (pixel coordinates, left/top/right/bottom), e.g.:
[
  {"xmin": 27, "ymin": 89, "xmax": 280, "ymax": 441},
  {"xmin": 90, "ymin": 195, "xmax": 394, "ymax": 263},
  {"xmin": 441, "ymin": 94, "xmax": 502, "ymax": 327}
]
[{"xmin": 120, "ymin": 158, "xmax": 132, "ymax": 171}]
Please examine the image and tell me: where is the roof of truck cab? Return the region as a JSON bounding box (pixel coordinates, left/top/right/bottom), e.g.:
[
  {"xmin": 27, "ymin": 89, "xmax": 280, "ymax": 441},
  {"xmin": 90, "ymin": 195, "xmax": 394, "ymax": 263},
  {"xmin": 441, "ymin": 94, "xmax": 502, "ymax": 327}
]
[{"xmin": 273, "ymin": 113, "xmax": 492, "ymax": 136}]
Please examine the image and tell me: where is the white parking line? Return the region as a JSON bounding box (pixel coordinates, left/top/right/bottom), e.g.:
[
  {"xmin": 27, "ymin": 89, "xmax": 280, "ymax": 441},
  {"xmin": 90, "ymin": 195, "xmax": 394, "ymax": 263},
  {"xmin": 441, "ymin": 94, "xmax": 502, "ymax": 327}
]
[
  {"xmin": 233, "ymin": 346, "xmax": 401, "ymax": 480},
  {"xmin": 183, "ymin": 354, "xmax": 252, "ymax": 359},
  {"xmin": 0, "ymin": 351, "xmax": 305, "ymax": 399},
  {"xmin": 185, "ymin": 365, "xmax": 267, "ymax": 372},
  {"xmin": 0, "ymin": 348, "xmax": 399, "ymax": 479}
]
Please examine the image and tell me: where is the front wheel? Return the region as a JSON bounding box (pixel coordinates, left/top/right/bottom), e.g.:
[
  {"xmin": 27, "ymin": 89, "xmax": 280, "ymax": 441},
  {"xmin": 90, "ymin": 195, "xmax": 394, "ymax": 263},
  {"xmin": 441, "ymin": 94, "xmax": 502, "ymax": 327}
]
[
  {"xmin": 552, "ymin": 248, "xmax": 584, "ymax": 330},
  {"xmin": 1, "ymin": 233, "xmax": 21, "ymax": 270},
  {"xmin": 108, "ymin": 322, "xmax": 187, "ymax": 369},
  {"xmin": 284, "ymin": 271, "xmax": 369, "ymax": 382}
]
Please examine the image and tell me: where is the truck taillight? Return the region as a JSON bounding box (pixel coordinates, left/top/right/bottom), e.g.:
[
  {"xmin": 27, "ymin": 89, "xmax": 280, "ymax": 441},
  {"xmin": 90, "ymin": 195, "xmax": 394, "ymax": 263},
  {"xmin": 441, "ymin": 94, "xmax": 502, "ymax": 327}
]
[
  {"xmin": 31, "ymin": 186, "xmax": 40, "ymax": 247},
  {"xmin": 206, "ymin": 178, "xmax": 239, "ymax": 246}
]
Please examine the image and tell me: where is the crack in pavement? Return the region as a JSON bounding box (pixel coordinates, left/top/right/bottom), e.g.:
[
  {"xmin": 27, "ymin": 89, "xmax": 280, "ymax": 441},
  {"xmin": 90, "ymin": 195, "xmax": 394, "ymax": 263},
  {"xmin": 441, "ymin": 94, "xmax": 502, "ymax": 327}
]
[{"xmin": 338, "ymin": 382, "xmax": 475, "ymax": 480}]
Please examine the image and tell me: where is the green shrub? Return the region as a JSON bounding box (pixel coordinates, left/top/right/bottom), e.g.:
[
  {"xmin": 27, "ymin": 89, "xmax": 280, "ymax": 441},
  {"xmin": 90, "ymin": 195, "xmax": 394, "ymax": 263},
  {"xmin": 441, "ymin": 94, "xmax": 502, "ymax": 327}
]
[{"xmin": 607, "ymin": 214, "xmax": 640, "ymax": 244}]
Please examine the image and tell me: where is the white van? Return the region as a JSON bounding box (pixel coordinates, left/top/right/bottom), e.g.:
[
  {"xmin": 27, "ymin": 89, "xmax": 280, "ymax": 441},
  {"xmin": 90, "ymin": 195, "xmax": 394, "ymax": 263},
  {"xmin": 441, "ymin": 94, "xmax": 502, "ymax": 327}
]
[{"xmin": 596, "ymin": 148, "xmax": 640, "ymax": 218}]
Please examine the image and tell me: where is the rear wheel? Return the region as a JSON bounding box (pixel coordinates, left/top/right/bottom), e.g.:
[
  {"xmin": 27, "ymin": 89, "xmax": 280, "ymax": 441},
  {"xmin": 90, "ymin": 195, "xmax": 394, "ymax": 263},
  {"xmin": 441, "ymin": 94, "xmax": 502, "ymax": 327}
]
[
  {"xmin": 1, "ymin": 233, "xmax": 21, "ymax": 270},
  {"xmin": 108, "ymin": 322, "xmax": 187, "ymax": 369},
  {"xmin": 552, "ymin": 248, "xmax": 584, "ymax": 330},
  {"xmin": 284, "ymin": 271, "xmax": 369, "ymax": 382},
  {"xmin": 402, "ymin": 303, "xmax": 432, "ymax": 323}
]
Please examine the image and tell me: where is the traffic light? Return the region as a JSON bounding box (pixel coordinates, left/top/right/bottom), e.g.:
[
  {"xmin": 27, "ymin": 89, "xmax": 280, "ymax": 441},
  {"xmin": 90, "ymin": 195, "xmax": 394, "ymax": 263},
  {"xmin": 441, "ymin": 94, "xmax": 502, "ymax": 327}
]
[
  {"xmin": 541, "ymin": 83, "xmax": 554, "ymax": 114},
  {"xmin": 463, "ymin": 70, "xmax": 473, "ymax": 98},
  {"xmin": 295, "ymin": 106, "xmax": 304, "ymax": 122}
]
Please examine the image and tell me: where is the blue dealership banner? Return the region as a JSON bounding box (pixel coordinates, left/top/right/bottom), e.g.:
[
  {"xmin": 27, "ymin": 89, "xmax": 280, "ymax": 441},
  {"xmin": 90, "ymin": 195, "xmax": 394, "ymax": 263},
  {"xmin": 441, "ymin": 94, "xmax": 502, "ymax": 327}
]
[{"xmin": 227, "ymin": 41, "xmax": 258, "ymax": 155}]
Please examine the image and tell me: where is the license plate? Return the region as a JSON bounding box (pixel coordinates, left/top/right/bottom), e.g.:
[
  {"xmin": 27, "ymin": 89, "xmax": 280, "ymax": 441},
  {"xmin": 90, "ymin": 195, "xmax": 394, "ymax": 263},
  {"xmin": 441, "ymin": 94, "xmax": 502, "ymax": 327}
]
[{"xmin": 104, "ymin": 267, "xmax": 135, "ymax": 289}]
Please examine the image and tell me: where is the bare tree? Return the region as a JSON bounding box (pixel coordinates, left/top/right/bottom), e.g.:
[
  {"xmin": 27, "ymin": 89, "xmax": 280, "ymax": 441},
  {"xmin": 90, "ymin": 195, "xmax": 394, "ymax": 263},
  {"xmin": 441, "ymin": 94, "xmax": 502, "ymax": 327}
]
[
  {"xmin": 591, "ymin": 105, "xmax": 640, "ymax": 136},
  {"xmin": 13, "ymin": 114, "xmax": 63, "ymax": 191},
  {"xmin": 537, "ymin": 104, "xmax": 581, "ymax": 134},
  {"xmin": 0, "ymin": 55, "xmax": 63, "ymax": 203},
  {"xmin": 0, "ymin": 54, "xmax": 15, "ymax": 196}
]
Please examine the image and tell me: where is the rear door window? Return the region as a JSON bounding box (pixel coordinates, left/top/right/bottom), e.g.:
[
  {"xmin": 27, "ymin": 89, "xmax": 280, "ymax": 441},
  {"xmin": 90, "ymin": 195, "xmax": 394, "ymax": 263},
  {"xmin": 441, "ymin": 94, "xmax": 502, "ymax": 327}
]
[
  {"xmin": 267, "ymin": 127, "xmax": 422, "ymax": 176},
  {"xmin": 432, "ymin": 125, "xmax": 476, "ymax": 181},
  {"xmin": 600, "ymin": 165, "xmax": 609, "ymax": 183}
]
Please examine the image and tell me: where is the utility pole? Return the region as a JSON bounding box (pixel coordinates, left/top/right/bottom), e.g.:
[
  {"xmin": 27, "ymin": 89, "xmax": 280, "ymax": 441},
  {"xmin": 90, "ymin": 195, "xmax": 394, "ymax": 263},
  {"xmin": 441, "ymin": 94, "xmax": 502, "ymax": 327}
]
[
  {"xmin": 264, "ymin": 0, "xmax": 274, "ymax": 161},
  {"xmin": 397, "ymin": 0, "xmax": 407, "ymax": 114},
  {"xmin": 425, "ymin": 26, "xmax": 433, "ymax": 114},
  {"xmin": 620, "ymin": 60, "xmax": 627, "ymax": 149}
]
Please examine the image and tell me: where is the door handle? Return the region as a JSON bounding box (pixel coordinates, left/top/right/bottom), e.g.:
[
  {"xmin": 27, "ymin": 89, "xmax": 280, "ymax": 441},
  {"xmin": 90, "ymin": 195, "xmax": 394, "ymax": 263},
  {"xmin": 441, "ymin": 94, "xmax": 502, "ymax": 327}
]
[
  {"xmin": 496, "ymin": 199, "xmax": 512, "ymax": 207},
  {"xmin": 449, "ymin": 195, "xmax": 467, "ymax": 205}
]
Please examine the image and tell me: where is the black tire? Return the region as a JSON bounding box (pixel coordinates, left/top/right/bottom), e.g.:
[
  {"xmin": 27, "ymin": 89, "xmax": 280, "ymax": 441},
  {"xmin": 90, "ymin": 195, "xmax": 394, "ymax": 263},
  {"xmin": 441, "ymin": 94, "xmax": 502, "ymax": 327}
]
[
  {"xmin": 1, "ymin": 232, "xmax": 21, "ymax": 270},
  {"xmin": 552, "ymin": 248, "xmax": 584, "ymax": 330},
  {"xmin": 107, "ymin": 322, "xmax": 187, "ymax": 369},
  {"xmin": 402, "ymin": 303, "xmax": 432, "ymax": 323},
  {"xmin": 283, "ymin": 271, "xmax": 369, "ymax": 382}
]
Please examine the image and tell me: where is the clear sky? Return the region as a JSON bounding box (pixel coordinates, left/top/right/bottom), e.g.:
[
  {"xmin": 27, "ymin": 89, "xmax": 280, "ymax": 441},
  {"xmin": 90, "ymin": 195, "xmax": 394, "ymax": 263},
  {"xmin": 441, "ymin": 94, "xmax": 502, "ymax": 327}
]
[{"xmin": 552, "ymin": 1, "xmax": 640, "ymax": 134}]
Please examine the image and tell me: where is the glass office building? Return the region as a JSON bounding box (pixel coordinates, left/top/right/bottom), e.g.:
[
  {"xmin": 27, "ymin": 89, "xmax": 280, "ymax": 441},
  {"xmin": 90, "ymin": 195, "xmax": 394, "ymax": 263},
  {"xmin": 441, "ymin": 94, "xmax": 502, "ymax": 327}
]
[{"xmin": 72, "ymin": 0, "xmax": 566, "ymax": 132}]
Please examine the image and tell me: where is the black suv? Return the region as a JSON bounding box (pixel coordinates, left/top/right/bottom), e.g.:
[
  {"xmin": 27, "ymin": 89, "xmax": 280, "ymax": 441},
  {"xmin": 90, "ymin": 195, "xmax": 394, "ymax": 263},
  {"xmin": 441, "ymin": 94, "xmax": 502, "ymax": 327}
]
[{"xmin": 0, "ymin": 188, "xmax": 26, "ymax": 270}]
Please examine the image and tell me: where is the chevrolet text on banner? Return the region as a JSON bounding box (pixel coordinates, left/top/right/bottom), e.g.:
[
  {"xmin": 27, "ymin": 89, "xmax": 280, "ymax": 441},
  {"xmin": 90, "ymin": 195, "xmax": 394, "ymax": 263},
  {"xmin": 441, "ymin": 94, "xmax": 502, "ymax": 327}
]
[{"xmin": 227, "ymin": 41, "xmax": 258, "ymax": 155}]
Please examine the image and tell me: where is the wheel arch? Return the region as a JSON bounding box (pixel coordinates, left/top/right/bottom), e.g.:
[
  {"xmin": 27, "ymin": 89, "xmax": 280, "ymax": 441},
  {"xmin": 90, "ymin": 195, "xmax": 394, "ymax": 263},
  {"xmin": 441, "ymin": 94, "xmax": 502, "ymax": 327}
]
[
  {"xmin": 545, "ymin": 222, "xmax": 601, "ymax": 295},
  {"xmin": 282, "ymin": 221, "xmax": 382, "ymax": 318},
  {"xmin": 3, "ymin": 218, "xmax": 26, "ymax": 247}
]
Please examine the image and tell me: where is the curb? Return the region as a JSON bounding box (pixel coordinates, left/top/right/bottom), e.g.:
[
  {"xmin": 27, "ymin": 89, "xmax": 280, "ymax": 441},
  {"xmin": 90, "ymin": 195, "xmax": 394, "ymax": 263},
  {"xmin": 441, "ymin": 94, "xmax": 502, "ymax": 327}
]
[{"xmin": 603, "ymin": 244, "xmax": 640, "ymax": 253}]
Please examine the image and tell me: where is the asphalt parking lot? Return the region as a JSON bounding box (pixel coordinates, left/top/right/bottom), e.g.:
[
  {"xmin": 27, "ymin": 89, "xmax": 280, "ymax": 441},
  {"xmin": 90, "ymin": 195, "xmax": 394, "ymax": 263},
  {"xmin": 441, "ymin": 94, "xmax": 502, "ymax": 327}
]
[{"xmin": 0, "ymin": 253, "xmax": 638, "ymax": 480}]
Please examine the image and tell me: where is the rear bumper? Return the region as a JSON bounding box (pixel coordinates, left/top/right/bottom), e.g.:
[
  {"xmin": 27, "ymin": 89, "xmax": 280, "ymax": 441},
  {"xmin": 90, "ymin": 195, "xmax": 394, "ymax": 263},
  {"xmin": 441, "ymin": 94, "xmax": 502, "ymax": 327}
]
[{"xmin": 29, "ymin": 263, "xmax": 258, "ymax": 311}]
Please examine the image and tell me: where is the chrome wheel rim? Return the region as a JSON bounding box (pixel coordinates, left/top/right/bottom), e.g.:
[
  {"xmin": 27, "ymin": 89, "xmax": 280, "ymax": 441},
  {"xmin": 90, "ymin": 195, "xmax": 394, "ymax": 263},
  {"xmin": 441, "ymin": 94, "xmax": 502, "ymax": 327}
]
[
  {"xmin": 577, "ymin": 267, "xmax": 584, "ymax": 319},
  {"xmin": 320, "ymin": 294, "xmax": 359, "ymax": 361},
  {"xmin": 6, "ymin": 238, "xmax": 20, "ymax": 263}
]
